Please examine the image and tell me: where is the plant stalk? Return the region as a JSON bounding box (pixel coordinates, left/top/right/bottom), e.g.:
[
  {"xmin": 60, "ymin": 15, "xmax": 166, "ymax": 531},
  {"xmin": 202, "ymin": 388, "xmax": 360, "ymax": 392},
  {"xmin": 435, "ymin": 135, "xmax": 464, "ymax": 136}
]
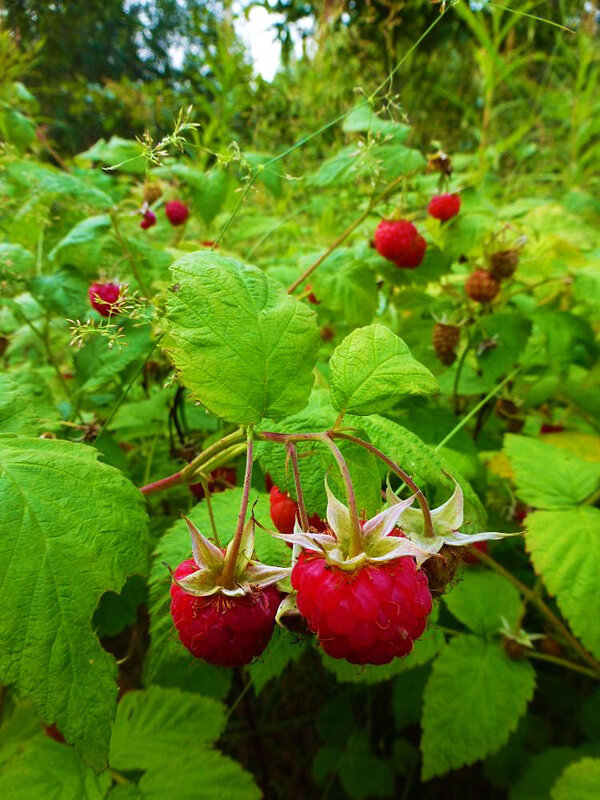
[{"xmin": 220, "ymin": 428, "xmax": 254, "ymax": 589}]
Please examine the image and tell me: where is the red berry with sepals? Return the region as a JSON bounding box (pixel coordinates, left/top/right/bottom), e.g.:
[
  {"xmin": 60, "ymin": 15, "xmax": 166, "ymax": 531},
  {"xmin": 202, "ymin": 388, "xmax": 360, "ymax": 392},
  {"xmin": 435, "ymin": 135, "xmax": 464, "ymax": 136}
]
[
  {"xmin": 170, "ymin": 516, "xmax": 289, "ymax": 667},
  {"xmin": 140, "ymin": 210, "xmax": 156, "ymax": 230},
  {"xmin": 292, "ymin": 551, "xmax": 432, "ymax": 665},
  {"xmin": 171, "ymin": 559, "xmax": 281, "ymax": 667},
  {"xmin": 428, "ymin": 193, "xmax": 461, "ymax": 221},
  {"xmin": 165, "ymin": 199, "xmax": 189, "ymax": 226},
  {"xmin": 88, "ymin": 281, "xmax": 123, "ymax": 317},
  {"xmin": 465, "ymin": 269, "xmax": 500, "ymax": 303},
  {"xmin": 374, "ymin": 220, "xmax": 427, "ymax": 269}
]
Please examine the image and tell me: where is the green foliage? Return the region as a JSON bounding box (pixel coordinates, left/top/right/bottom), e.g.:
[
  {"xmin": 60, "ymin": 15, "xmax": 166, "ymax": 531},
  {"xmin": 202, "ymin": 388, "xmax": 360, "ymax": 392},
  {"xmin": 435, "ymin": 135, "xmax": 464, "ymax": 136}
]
[
  {"xmin": 421, "ymin": 636, "xmax": 536, "ymax": 779},
  {"xmin": 551, "ymin": 757, "xmax": 600, "ymax": 800},
  {"xmin": 163, "ymin": 252, "xmax": 319, "ymax": 424}
]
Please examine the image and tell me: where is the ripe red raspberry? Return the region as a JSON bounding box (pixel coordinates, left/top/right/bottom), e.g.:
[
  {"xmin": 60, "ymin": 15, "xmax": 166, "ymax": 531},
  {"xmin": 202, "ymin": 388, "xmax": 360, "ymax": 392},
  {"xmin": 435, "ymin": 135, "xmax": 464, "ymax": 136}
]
[
  {"xmin": 490, "ymin": 248, "xmax": 519, "ymax": 281},
  {"xmin": 428, "ymin": 193, "xmax": 461, "ymax": 221},
  {"xmin": 165, "ymin": 199, "xmax": 189, "ymax": 226},
  {"xmin": 292, "ymin": 552, "xmax": 432, "ymax": 665},
  {"xmin": 88, "ymin": 281, "xmax": 123, "ymax": 317},
  {"xmin": 462, "ymin": 540, "xmax": 488, "ymax": 564},
  {"xmin": 140, "ymin": 210, "xmax": 156, "ymax": 230},
  {"xmin": 432, "ymin": 323, "xmax": 460, "ymax": 365},
  {"xmin": 465, "ymin": 269, "xmax": 500, "ymax": 303},
  {"xmin": 190, "ymin": 466, "xmax": 236, "ymax": 500},
  {"xmin": 170, "ymin": 559, "xmax": 280, "ymax": 666},
  {"xmin": 374, "ymin": 220, "xmax": 427, "ymax": 269},
  {"xmin": 541, "ymin": 424, "xmax": 564, "ymax": 434}
]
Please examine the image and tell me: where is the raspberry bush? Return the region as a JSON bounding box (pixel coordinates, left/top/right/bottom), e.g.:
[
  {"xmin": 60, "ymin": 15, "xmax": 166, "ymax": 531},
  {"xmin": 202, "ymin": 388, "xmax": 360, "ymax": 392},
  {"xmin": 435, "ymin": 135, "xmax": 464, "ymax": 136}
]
[{"xmin": 1, "ymin": 6, "xmax": 600, "ymax": 800}]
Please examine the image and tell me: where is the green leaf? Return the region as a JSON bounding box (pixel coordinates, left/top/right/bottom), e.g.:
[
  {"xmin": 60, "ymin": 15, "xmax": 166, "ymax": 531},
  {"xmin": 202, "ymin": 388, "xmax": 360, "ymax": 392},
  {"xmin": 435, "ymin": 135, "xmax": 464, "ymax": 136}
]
[
  {"xmin": 48, "ymin": 214, "xmax": 113, "ymax": 269},
  {"xmin": 247, "ymin": 627, "xmax": 306, "ymax": 693},
  {"xmin": 110, "ymin": 687, "xmax": 226, "ymax": 770},
  {"xmin": 31, "ymin": 265, "xmax": 89, "ymax": 318},
  {"xmin": 137, "ymin": 751, "xmax": 261, "ymax": 800},
  {"xmin": 77, "ymin": 136, "xmax": 146, "ymax": 174},
  {"xmin": 526, "ymin": 507, "xmax": 600, "ymax": 659},
  {"xmin": 505, "ymin": 435, "xmax": 600, "ymax": 508},
  {"xmin": 192, "ymin": 170, "xmax": 231, "ymax": 226},
  {"xmin": 245, "ymin": 152, "xmax": 282, "ymax": 197},
  {"xmin": 551, "ymin": 757, "xmax": 600, "ymax": 800},
  {"xmin": 7, "ymin": 162, "xmax": 113, "ymax": 208},
  {"xmin": 511, "ymin": 748, "xmax": 595, "ymax": 800},
  {"xmin": 421, "ymin": 636, "xmax": 535, "ymax": 779},
  {"xmin": 0, "ymin": 374, "xmax": 42, "ymax": 434},
  {"xmin": 309, "ymin": 245, "xmax": 379, "ymax": 327},
  {"xmin": 342, "ymin": 104, "xmax": 410, "ymax": 139},
  {"xmin": 338, "ymin": 732, "xmax": 395, "ymax": 799},
  {"xmin": 0, "ymin": 437, "xmax": 149, "ymax": 768},
  {"xmin": 163, "ymin": 252, "xmax": 319, "ymax": 424},
  {"xmin": 0, "ymin": 736, "xmax": 111, "ymax": 799},
  {"xmin": 92, "ymin": 575, "xmax": 147, "ymax": 638},
  {"xmin": 330, "ymin": 324, "xmax": 438, "ymax": 416},
  {"xmin": 444, "ymin": 571, "xmax": 522, "ymax": 636},
  {"xmin": 0, "ymin": 242, "xmax": 35, "ymax": 274},
  {"xmin": 0, "ymin": 109, "xmax": 36, "ymax": 151}
]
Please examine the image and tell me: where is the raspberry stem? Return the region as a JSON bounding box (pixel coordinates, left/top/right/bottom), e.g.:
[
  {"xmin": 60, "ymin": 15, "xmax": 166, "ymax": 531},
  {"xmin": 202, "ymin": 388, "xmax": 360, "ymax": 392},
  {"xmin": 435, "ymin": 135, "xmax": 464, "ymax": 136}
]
[
  {"xmin": 287, "ymin": 443, "xmax": 310, "ymax": 531},
  {"xmin": 220, "ymin": 428, "xmax": 254, "ymax": 589},
  {"xmin": 319, "ymin": 435, "xmax": 362, "ymax": 558},
  {"xmin": 330, "ymin": 432, "xmax": 435, "ymax": 539}
]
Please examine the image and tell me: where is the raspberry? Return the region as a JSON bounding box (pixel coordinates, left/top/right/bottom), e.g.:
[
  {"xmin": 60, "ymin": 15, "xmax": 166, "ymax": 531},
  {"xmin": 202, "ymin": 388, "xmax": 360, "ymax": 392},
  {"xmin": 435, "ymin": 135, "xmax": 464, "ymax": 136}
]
[
  {"xmin": 490, "ymin": 248, "xmax": 519, "ymax": 281},
  {"xmin": 541, "ymin": 424, "xmax": 564, "ymax": 434},
  {"xmin": 465, "ymin": 269, "xmax": 500, "ymax": 303},
  {"xmin": 462, "ymin": 540, "xmax": 488, "ymax": 565},
  {"xmin": 165, "ymin": 199, "xmax": 190, "ymax": 226},
  {"xmin": 270, "ymin": 485, "xmax": 326, "ymax": 533},
  {"xmin": 170, "ymin": 559, "xmax": 280, "ymax": 666},
  {"xmin": 292, "ymin": 551, "xmax": 432, "ymax": 665},
  {"xmin": 428, "ymin": 193, "xmax": 461, "ymax": 221},
  {"xmin": 140, "ymin": 210, "xmax": 156, "ymax": 230},
  {"xmin": 190, "ymin": 466, "xmax": 236, "ymax": 500},
  {"xmin": 432, "ymin": 323, "xmax": 460, "ymax": 365},
  {"xmin": 88, "ymin": 281, "xmax": 122, "ymax": 317},
  {"xmin": 270, "ymin": 486, "xmax": 298, "ymax": 533},
  {"xmin": 374, "ymin": 220, "xmax": 427, "ymax": 268},
  {"xmin": 305, "ymin": 284, "xmax": 319, "ymax": 304}
]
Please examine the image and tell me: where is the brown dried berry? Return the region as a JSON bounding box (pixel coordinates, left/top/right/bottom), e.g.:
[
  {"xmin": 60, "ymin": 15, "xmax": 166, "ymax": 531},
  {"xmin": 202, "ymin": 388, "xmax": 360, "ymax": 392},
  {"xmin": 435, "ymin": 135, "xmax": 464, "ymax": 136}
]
[
  {"xmin": 503, "ymin": 638, "xmax": 526, "ymax": 660},
  {"xmin": 495, "ymin": 398, "xmax": 524, "ymax": 433},
  {"xmin": 465, "ymin": 269, "xmax": 501, "ymax": 304},
  {"xmin": 539, "ymin": 636, "xmax": 564, "ymax": 658},
  {"xmin": 421, "ymin": 545, "xmax": 463, "ymax": 596},
  {"xmin": 432, "ymin": 323, "xmax": 460, "ymax": 365},
  {"xmin": 490, "ymin": 248, "xmax": 519, "ymax": 281},
  {"xmin": 143, "ymin": 181, "xmax": 163, "ymax": 205}
]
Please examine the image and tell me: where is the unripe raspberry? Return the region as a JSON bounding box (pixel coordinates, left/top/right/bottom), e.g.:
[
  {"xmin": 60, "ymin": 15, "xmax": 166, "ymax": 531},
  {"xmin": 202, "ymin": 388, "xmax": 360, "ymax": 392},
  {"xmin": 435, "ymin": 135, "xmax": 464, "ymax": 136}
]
[
  {"xmin": 374, "ymin": 220, "xmax": 427, "ymax": 269},
  {"xmin": 88, "ymin": 281, "xmax": 123, "ymax": 317},
  {"xmin": 170, "ymin": 559, "xmax": 280, "ymax": 666},
  {"xmin": 421, "ymin": 544, "xmax": 463, "ymax": 595},
  {"xmin": 140, "ymin": 210, "xmax": 156, "ymax": 230},
  {"xmin": 432, "ymin": 323, "xmax": 460, "ymax": 365},
  {"xmin": 165, "ymin": 199, "xmax": 189, "ymax": 226},
  {"xmin": 292, "ymin": 551, "xmax": 432, "ymax": 665},
  {"xmin": 428, "ymin": 193, "xmax": 461, "ymax": 221},
  {"xmin": 465, "ymin": 269, "xmax": 500, "ymax": 303},
  {"xmin": 143, "ymin": 182, "xmax": 163, "ymax": 205},
  {"xmin": 490, "ymin": 248, "xmax": 519, "ymax": 281}
]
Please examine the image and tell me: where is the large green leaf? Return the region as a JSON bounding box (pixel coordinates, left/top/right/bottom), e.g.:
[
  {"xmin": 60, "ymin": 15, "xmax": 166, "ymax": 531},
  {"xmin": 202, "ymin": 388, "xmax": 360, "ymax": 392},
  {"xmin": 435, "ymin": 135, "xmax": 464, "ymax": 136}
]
[
  {"xmin": 48, "ymin": 214, "xmax": 113, "ymax": 268},
  {"xmin": 110, "ymin": 687, "xmax": 226, "ymax": 770},
  {"xmin": 526, "ymin": 507, "xmax": 600, "ymax": 659},
  {"xmin": 551, "ymin": 757, "xmax": 600, "ymax": 800},
  {"xmin": 421, "ymin": 636, "xmax": 535, "ymax": 779},
  {"xmin": 0, "ymin": 374, "xmax": 42, "ymax": 434},
  {"xmin": 505, "ymin": 435, "xmax": 600, "ymax": 508},
  {"xmin": 0, "ymin": 437, "xmax": 149, "ymax": 768},
  {"xmin": 511, "ymin": 748, "xmax": 597, "ymax": 800},
  {"xmin": 109, "ymin": 687, "xmax": 260, "ymax": 800},
  {"xmin": 330, "ymin": 324, "xmax": 438, "ymax": 416},
  {"xmin": 309, "ymin": 246, "xmax": 379, "ymax": 327},
  {"xmin": 247, "ymin": 627, "xmax": 306, "ymax": 693},
  {"xmin": 342, "ymin": 104, "xmax": 410, "ymax": 139},
  {"xmin": 0, "ymin": 736, "xmax": 111, "ymax": 800},
  {"xmin": 163, "ymin": 252, "xmax": 319, "ymax": 424},
  {"xmin": 444, "ymin": 571, "xmax": 522, "ymax": 636}
]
